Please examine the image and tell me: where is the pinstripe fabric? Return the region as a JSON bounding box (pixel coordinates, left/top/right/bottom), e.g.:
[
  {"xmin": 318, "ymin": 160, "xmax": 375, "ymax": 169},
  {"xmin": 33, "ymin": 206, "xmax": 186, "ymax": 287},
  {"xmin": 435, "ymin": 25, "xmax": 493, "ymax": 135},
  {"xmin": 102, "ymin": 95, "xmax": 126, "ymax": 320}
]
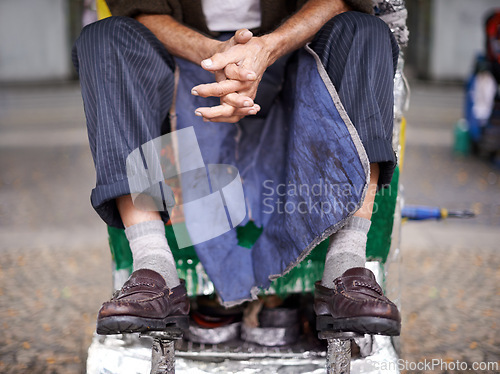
[
  {"xmin": 73, "ymin": 17, "xmax": 175, "ymax": 227},
  {"xmin": 311, "ymin": 11, "xmax": 399, "ymax": 187},
  {"xmin": 73, "ymin": 11, "xmax": 397, "ymax": 229}
]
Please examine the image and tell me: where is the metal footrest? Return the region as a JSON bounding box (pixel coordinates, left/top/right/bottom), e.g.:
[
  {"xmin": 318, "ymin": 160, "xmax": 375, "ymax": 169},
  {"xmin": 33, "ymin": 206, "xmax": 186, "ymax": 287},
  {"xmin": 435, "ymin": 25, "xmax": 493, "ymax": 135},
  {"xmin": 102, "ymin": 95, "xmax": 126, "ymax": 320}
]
[
  {"xmin": 318, "ymin": 331, "xmax": 363, "ymax": 374},
  {"xmin": 141, "ymin": 329, "xmax": 184, "ymax": 374}
]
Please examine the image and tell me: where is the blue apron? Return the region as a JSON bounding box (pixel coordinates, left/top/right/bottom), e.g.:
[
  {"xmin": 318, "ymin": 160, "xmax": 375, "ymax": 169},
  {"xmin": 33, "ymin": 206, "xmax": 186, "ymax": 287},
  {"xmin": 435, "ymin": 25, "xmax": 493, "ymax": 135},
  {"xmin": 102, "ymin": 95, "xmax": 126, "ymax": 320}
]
[{"xmin": 173, "ymin": 45, "xmax": 369, "ymax": 305}]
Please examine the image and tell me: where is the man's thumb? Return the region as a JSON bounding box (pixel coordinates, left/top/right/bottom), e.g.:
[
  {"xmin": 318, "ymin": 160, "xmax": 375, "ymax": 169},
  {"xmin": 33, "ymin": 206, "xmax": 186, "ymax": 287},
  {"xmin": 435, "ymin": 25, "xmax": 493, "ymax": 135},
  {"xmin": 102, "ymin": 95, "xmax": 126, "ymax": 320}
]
[{"xmin": 234, "ymin": 29, "xmax": 253, "ymax": 44}]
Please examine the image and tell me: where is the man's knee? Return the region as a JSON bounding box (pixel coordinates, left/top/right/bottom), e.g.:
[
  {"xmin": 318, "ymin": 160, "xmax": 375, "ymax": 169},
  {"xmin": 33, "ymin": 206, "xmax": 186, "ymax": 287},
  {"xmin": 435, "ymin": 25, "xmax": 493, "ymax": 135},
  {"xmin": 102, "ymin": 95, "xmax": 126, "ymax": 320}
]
[
  {"xmin": 73, "ymin": 17, "xmax": 132, "ymax": 74},
  {"xmin": 319, "ymin": 11, "xmax": 393, "ymax": 44},
  {"xmin": 312, "ymin": 11, "xmax": 399, "ymax": 75},
  {"xmin": 73, "ymin": 16, "xmax": 175, "ymax": 75},
  {"xmin": 76, "ymin": 16, "xmax": 141, "ymax": 52}
]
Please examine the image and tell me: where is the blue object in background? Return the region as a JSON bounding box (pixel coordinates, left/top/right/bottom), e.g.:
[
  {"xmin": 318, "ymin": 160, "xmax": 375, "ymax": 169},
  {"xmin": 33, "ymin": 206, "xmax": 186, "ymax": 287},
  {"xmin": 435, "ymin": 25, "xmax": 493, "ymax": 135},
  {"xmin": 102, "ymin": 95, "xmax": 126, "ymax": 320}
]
[
  {"xmin": 464, "ymin": 54, "xmax": 490, "ymax": 143},
  {"xmin": 402, "ymin": 205, "xmax": 475, "ymax": 221}
]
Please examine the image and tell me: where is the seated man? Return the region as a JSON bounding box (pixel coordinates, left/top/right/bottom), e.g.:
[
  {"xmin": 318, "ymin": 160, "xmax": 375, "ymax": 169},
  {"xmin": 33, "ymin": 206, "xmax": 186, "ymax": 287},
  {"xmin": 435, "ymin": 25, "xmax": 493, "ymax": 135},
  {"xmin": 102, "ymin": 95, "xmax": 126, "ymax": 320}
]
[{"xmin": 73, "ymin": 0, "xmax": 401, "ymax": 337}]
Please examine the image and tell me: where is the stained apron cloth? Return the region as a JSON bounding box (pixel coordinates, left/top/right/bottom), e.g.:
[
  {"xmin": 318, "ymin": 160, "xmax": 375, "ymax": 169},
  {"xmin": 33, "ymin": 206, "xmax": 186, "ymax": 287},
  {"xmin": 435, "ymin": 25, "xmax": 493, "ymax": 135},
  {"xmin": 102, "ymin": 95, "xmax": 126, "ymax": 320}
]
[{"xmin": 73, "ymin": 11, "xmax": 399, "ymax": 304}]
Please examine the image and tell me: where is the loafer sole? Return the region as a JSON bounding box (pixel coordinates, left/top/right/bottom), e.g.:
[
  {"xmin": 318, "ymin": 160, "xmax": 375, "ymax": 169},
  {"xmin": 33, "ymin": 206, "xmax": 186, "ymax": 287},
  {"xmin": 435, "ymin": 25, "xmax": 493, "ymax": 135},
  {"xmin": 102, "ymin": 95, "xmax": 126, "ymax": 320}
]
[
  {"xmin": 97, "ymin": 314, "xmax": 189, "ymax": 335},
  {"xmin": 316, "ymin": 315, "xmax": 400, "ymax": 336}
]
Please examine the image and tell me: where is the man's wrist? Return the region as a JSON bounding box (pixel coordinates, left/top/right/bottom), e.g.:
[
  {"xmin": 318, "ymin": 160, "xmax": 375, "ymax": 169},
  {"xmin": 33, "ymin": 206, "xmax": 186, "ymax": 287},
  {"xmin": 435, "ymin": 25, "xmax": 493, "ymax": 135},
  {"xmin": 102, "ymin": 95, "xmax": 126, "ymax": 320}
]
[
  {"xmin": 257, "ymin": 0, "xmax": 351, "ymax": 66},
  {"xmin": 135, "ymin": 14, "xmax": 224, "ymax": 65},
  {"xmin": 259, "ymin": 33, "xmax": 283, "ymax": 67},
  {"xmin": 203, "ymin": 39, "xmax": 223, "ymax": 63}
]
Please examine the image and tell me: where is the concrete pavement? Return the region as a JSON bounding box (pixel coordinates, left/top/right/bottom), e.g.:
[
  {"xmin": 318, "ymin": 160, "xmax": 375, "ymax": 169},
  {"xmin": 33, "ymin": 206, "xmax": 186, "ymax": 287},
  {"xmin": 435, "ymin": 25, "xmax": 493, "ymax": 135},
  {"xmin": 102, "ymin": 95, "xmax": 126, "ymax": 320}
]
[
  {"xmin": 398, "ymin": 81, "xmax": 500, "ymax": 372},
  {"xmin": 0, "ymin": 80, "xmax": 499, "ymax": 373}
]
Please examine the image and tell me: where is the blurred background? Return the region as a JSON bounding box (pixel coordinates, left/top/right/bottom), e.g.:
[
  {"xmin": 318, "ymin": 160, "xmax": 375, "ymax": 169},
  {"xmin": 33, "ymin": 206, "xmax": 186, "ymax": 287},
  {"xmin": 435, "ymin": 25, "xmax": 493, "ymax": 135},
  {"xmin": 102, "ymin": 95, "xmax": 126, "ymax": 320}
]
[{"xmin": 0, "ymin": 0, "xmax": 499, "ymax": 373}]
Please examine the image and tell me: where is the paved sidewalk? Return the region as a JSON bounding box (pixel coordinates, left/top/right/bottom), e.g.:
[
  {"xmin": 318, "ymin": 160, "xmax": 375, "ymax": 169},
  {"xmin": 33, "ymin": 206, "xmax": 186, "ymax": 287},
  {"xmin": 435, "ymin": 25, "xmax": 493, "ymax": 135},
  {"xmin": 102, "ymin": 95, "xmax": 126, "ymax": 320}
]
[
  {"xmin": 0, "ymin": 84, "xmax": 110, "ymax": 373},
  {"xmin": 399, "ymin": 81, "xmax": 500, "ymax": 372},
  {"xmin": 0, "ymin": 81, "xmax": 499, "ymax": 373}
]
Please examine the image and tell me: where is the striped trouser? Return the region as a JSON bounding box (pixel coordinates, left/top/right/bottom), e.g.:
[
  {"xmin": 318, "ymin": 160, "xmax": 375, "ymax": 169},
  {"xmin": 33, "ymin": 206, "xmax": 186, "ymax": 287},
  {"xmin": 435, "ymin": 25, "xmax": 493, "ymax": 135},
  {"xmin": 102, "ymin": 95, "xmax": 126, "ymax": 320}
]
[{"xmin": 72, "ymin": 11, "xmax": 399, "ymax": 228}]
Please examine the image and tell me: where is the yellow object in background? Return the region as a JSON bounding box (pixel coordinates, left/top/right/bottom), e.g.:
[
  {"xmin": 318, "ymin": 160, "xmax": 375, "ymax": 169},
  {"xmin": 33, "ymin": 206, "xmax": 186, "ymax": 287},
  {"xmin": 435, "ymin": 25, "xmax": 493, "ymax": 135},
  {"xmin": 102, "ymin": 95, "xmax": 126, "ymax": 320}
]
[
  {"xmin": 96, "ymin": 0, "xmax": 111, "ymax": 20},
  {"xmin": 399, "ymin": 116, "xmax": 407, "ymax": 171}
]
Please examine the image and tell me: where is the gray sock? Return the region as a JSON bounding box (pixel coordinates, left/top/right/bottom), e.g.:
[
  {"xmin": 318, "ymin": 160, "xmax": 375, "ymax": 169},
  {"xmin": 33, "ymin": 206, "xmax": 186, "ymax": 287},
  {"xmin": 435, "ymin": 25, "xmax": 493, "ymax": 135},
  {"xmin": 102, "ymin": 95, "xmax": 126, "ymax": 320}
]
[
  {"xmin": 125, "ymin": 220, "xmax": 180, "ymax": 288},
  {"xmin": 321, "ymin": 216, "xmax": 371, "ymax": 287}
]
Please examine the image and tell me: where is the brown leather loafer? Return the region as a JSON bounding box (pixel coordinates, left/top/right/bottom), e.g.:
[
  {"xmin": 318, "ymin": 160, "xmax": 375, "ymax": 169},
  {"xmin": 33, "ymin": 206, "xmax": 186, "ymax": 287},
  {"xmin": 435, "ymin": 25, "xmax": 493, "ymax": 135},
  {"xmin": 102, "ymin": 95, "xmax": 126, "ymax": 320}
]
[
  {"xmin": 96, "ymin": 269, "xmax": 190, "ymax": 335},
  {"xmin": 314, "ymin": 267, "xmax": 401, "ymax": 336}
]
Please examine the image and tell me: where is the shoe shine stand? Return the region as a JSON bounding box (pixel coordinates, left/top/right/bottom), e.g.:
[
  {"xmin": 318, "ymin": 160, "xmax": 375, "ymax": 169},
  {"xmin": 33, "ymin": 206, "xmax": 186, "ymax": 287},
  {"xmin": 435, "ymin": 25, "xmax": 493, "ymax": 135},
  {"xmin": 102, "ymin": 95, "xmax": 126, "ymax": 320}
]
[
  {"xmin": 319, "ymin": 331, "xmax": 362, "ymax": 374},
  {"xmin": 141, "ymin": 328, "xmax": 184, "ymax": 374}
]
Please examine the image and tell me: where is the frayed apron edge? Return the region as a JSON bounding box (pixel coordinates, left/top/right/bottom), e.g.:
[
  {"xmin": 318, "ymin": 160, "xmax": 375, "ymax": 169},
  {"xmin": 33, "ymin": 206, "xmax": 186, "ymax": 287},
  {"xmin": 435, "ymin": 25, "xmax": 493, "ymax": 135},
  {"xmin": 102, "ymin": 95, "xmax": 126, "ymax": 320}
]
[
  {"xmin": 220, "ymin": 287, "xmax": 261, "ymax": 308},
  {"xmin": 268, "ymin": 44, "xmax": 371, "ymax": 282},
  {"xmin": 303, "ymin": 44, "xmax": 371, "ymax": 183}
]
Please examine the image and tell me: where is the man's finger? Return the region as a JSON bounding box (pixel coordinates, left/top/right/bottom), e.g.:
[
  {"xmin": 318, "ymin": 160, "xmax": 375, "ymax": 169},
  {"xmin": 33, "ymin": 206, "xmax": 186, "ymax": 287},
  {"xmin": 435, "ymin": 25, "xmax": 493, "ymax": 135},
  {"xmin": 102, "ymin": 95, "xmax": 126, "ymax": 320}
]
[
  {"xmin": 231, "ymin": 104, "xmax": 260, "ymax": 117},
  {"xmin": 201, "ymin": 49, "xmax": 242, "ymax": 71},
  {"xmin": 195, "ymin": 104, "xmax": 236, "ymax": 119},
  {"xmin": 206, "ymin": 115, "xmax": 243, "ymax": 124},
  {"xmin": 224, "ymin": 64, "xmax": 257, "ymax": 81},
  {"xmin": 195, "ymin": 104, "xmax": 260, "ymax": 119},
  {"xmin": 222, "ymin": 93, "xmax": 254, "ymax": 108},
  {"xmin": 220, "ymin": 29, "xmax": 252, "ymax": 54},
  {"xmin": 192, "ymin": 79, "xmax": 249, "ymax": 98},
  {"xmin": 214, "ymin": 70, "xmax": 226, "ymax": 83},
  {"xmin": 205, "ymin": 104, "xmax": 260, "ymax": 123},
  {"xmin": 234, "ymin": 29, "xmax": 253, "ymax": 44}
]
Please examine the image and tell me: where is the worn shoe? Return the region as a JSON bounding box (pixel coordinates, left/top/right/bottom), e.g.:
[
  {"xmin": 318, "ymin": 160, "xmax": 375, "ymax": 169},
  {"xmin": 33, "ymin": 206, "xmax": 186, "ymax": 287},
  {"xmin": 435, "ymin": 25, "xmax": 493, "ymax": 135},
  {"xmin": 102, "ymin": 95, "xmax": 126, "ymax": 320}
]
[
  {"xmin": 96, "ymin": 269, "xmax": 190, "ymax": 335},
  {"xmin": 314, "ymin": 267, "xmax": 401, "ymax": 336}
]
